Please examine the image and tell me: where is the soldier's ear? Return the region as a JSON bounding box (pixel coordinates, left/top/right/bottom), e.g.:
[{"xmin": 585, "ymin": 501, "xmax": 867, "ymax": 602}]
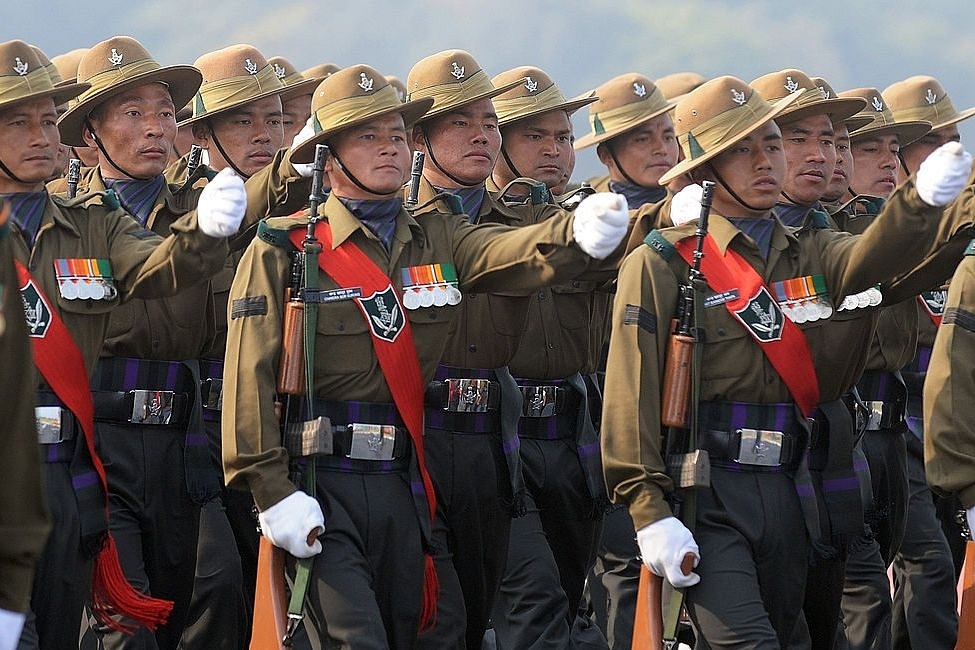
[
  {"xmin": 191, "ymin": 122, "xmax": 210, "ymax": 145},
  {"xmin": 81, "ymin": 125, "xmax": 97, "ymax": 149},
  {"xmin": 410, "ymin": 125, "xmax": 426, "ymax": 150}
]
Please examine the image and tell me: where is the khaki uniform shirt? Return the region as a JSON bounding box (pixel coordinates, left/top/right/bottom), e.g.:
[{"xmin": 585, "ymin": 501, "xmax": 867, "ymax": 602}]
[
  {"xmin": 0, "ymin": 231, "xmax": 49, "ymax": 613},
  {"xmin": 222, "ymin": 193, "xmax": 589, "ymax": 510},
  {"xmin": 11, "ymin": 191, "xmax": 226, "ymax": 377},
  {"xmin": 601, "ymin": 181, "xmax": 947, "ymax": 529},
  {"xmin": 924, "ymin": 248, "xmax": 975, "ymax": 507}
]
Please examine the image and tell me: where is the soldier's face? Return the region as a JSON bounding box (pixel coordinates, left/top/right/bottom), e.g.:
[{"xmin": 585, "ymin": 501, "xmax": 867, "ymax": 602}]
[
  {"xmin": 0, "ymin": 97, "xmax": 60, "ymax": 192},
  {"xmin": 899, "ymin": 124, "xmax": 960, "ymax": 176},
  {"xmin": 494, "ymin": 109, "xmax": 574, "ymax": 191},
  {"xmin": 196, "ymin": 94, "xmax": 284, "ymax": 178},
  {"xmin": 705, "ymin": 119, "xmax": 786, "ymax": 217},
  {"xmin": 411, "ymin": 98, "xmax": 501, "ymax": 187},
  {"xmin": 600, "ymin": 113, "xmax": 679, "ymax": 188},
  {"xmin": 281, "ymin": 93, "xmax": 313, "ymax": 145},
  {"xmin": 822, "ymin": 124, "xmax": 853, "ymax": 204},
  {"xmin": 849, "ymin": 134, "xmax": 900, "ymax": 198},
  {"xmin": 326, "ymin": 112, "xmax": 410, "ymax": 199},
  {"xmin": 778, "ymin": 114, "xmax": 836, "ymax": 204},
  {"xmin": 83, "ymin": 82, "xmax": 177, "ymax": 180}
]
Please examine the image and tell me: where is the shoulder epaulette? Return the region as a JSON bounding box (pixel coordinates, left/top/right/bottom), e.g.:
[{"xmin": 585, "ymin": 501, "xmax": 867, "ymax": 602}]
[
  {"xmin": 51, "ymin": 189, "xmax": 120, "ymax": 211},
  {"xmin": 965, "ymin": 239, "xmax": 975, "ymax": 256},
  {"xmin": 439, "ymin": 192, "xmax": 464, "ymax": 215},
  {"xmin": 643, "ymin": 229, "xmax": 677, "ymax": 262},
  {"xmin": 495, "ymin": 178, "xmax": 550, "ymax": 206},
  {"xmin": 256, "ymin": 216, "xmax": 306, "ymax": 248}
]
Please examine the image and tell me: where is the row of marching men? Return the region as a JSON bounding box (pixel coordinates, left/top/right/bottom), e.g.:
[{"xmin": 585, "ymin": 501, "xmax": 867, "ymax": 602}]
[{"xmin": 2, "ymin": 32, "xmax": 975, "ymax": 650}]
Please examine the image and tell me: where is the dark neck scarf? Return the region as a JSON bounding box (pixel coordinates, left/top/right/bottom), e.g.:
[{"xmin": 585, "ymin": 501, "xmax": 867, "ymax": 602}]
[
  {"xmin": 2, "ymin": 191, "xmax": 48, "ymax": 248},
  {"xmin": 105, "ymin": 175, "xmax": 166, "ymax": 226},
  {"xmin": 438, "ymin": 185, "xmax": 486, "ymax": 222},
  {"xmin": 774, "ymin": 201, "xmax": 832, "ymax": 230},
  {"xmin": 727, "ymin": 216, "xmax": 777, "ymax": 260},
  {"xmin": 338, "ymin": 196, "xmax": 403, "ymax": 252},
  {"xmin": 608, "ymin": 180, "xmax": 667, "ymax": 209}
]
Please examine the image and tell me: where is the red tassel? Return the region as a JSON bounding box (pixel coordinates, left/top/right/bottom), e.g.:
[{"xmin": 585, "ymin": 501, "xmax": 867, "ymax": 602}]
[
  {"xmin": 89, "ymin": 533, "xmax": 174, "ymax": 634},
  {"xmin": 418, "ymin": 553, "xmax": 439, "ymax": 633}
]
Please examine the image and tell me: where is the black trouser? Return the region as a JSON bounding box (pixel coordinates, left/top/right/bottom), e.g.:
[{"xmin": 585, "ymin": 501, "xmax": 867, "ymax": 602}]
[
  {"xmin": 417, "ymin": 428, "xmax": 511, "ymax": 650},
  {"xmin": 586, "ymin": 506, "xmax": 640, "ymax": 650},
  {"xmin": 492, "ymin": 438, "xmax": 602, "ymax": 649}
]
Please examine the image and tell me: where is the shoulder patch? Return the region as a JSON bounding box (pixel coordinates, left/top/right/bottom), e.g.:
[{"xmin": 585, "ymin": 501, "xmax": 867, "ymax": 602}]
[
  {"xmin": 622, "ymin": 304, "xmax": 656, "ymax": 334},
  {"xmin": 257, "ymin": 217, "xmax": 304, "ymax": 248},
  {"xmin": 51, "ymin": 189, "xmax": 119, "ymax": 211},
  {"xmin": 528, "ymin": 182, "xmax": 549, "ymax": 205},
  {"xmin": 965, "ymin": 239, "xmax": 975, "ymax": 256},
  {"xmin": 231, "ymin": 296, "xmax": 268, "ymax": 319},
  {"xmin": 644, "ymin": 229, "xmax": 677, "ymax": 262}
]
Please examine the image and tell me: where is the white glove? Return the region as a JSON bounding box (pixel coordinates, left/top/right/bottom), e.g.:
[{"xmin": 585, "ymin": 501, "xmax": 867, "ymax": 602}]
[
  {"xmin": 290, "ymin": 117, "xmax": 318, "ymax": 178},
  {"xmin": 0, "ymin": 608, "xmax": 26, "ymax": 650},
  {"xmin": 197, "ymin": 168, "xmax": 246, "ymax": 238},
  {"xmin": 915, "ymin": 140, "xmax": 973, "ymax": 207},
  {"xmin": 258, "ymin": 490, "xmax": 325, "ymax": 559},
  {"xmin": 966, "ymin": 506, "xmax": 975, "ymax": 538},
  {"xmin": 572, "ymin": 192, "xmax": 629, "ymax": 259},
  {"xmin": 636, "ymin": 516, "xmax": 701, "ymax": 588},
  {"xmin": 670, "ymin": 183, "xmax": 704, "ymax": 226}
]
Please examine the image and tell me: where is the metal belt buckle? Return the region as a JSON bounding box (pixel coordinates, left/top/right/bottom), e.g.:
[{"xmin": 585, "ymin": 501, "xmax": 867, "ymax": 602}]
[
  {"xmin": 735, "ymin": 428, "xmax": 784, "ymax": 466},
  {"xmin": 36, "ymin": 406, "xmax": 67, "ymax": 444},
  {"xmin": 864, "ymin": 401, "xmax": 885, "ymax": 431},
  {"xmin": 520, "ymin": 385, "xmax": 558, "ymax": 418},
  {"xmin": 202, "ymin": 378, "xmax": 223, "ymax": 411},
  {"xmin": 347, "ymin": 423, "xmax": 397, "ymax": 461},
  {"xmin": 445, "ymin": 378, "xmax": 491, "ymax": 413},
  {"xmin": 285, "ymin": 417, "xmax": 333, "ymax": 457},
  {"xmin": 129, "ymin": 389, "xmax": 175, "ymax": 424}
]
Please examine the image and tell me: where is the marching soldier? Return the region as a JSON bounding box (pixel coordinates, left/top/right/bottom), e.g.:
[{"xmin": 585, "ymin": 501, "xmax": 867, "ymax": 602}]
[
  {"xmin": 884, "ymin": 75, "xmax": 975, "ymax": 650},
  {"xmin": 267, "ymin": 55, "xmax": 322, "ymax": 145},
  {"xmin": 600, "ymin": 75, "xmax": 971, "ymax": 648},
  {"xmin": 53, "ymin": 36, "xmax": 247, "ymax": 649},
  {"xmin": 221, "ymin": 64, "xmax": 627, "ymax": 648},
  {"xmin": 0, "ymin": 39, "xmax": 243, "ymax": 650},
  {"xmin": 485, "ymin": 65, "xmax": 604, "ymax": 648},
  {"xmin": 0, "ymin": 194, "xmax": 48, "ymax": 650}
]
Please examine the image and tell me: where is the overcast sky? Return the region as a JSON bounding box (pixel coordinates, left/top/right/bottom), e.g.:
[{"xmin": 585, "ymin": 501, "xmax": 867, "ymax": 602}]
[{"xmin": 12, "ymin": 0, "xmax": 975, "ymax": 179}]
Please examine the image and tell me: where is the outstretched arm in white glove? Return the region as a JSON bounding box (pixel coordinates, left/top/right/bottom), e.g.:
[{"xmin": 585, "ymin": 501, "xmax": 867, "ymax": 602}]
[
  {"xmin": 669, "ymin": 183, "xmax": 704, "ymax": 227},
  {"xmin": 636, "ymin": 516, "xmax": 701, "ymax": 588},
  {"xmin": 258, "ymin": 490, "xmax": 325, "ymax": 559},
  {"xmin": 572, "ymin": 192, "xmax": 629, "ymax": 259},
  {"xmin": 915, "ymin": 140, "xmax": 973, "ymax": 207},
  {"xmin": 197, "ymin": 168, "xmax": 246, "ymax": 238},
  {"xmin": 290, "ymin": 117, "xmax": 318, "ymax": 178}
]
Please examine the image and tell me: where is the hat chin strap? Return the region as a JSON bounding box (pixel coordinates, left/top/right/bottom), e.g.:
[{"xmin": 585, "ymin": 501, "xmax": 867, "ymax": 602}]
[
  {"xmin": 330, "ymin": 147, "xmax": 394, "ymax": 198},
  {"xmin": 0, "ymin": 156, "xmax": 29, "ymax": 186},
  {"xmin": 705, "ymin": 162, "xmax": 767, "ymax": 214},
  {"xmin": 420, "ymin": 125, "xmax": 481, "ymax": 188},
  {"xmin": 499, "ymin": 144, "xmax": 526, "ymax": 181},
  {"xmin": 86, "ymin": 119, "xmax": 155, "ymax": 181},
  {"xmin": 607, "ymin": 142, "xmax": 652, "ymax": 189},
  {"xmin": 208, "ymin": 128, "xmax": 250, "ymax": 179}
]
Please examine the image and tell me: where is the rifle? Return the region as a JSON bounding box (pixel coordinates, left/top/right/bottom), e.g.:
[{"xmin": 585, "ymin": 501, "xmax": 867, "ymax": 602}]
[
  {"xmin": 404, "ymin": 151, "xmax": 424, "ymax": 208},
  {"xmin": 956, "ymin": 538, "xmax": 975, "ymax": 649},
  {"xmin": 252, "ymin": 143, "xmax": 329, "ymax": 650},
  {"xmin": 634, "ymin": 180, "xmax": 715, "ymax": 649},
  {"xmin": 66, "ymin": 158, "xmax": 81, "ymax": 199}
]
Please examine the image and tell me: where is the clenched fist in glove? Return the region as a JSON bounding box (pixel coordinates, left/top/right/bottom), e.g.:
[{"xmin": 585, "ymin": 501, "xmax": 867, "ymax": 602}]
[
  {"xmin": 572, "ymin": 192, "xmax": 629, "ymax": 259},
  {"xmin": 669, "ymin": 183, "xmax": 704, "ymax": 227},
  {"xmin": 197, "ymin": 168, "xmax": 246, "ymax": 238},
  {"xmin": 258, "ymin": 490, "xmax": 325, "ymax": 559},
  {"xmin": 636, "ymin": 516, "xmax": 701, "ymax": 588},
  {"xmin": 915, "ymin": 140, "xmax": 973, "ymax": 207}
]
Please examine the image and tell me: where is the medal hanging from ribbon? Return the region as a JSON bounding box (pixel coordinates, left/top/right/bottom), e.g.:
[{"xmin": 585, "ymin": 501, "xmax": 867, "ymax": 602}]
[
  {"xmin": 771, "ymin": 274, "xmax": 833, "ymax": 323},
  {"xmin": 400, "ymin": 263, "xmax": 462, "ymax": 310},
  {"xmin": 54, "ymin": 258, "xmax": 117, "ymax": 301}
]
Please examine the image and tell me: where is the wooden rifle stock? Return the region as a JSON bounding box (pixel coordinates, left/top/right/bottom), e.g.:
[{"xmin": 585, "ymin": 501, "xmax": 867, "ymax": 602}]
[
  {"xmin": 250, "ymin": 537, "xmax": 288, "ymax": 650},
  {"xmin": 956, "ymin": 540, "xmax": 975, "ymax": 649},
  {"xmin": 631, "ymin": 555, "xmax": 696, "ymax": 649}
]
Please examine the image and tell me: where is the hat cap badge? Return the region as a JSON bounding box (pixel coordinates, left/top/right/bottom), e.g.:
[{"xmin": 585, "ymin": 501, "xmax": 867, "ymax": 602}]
[
  {"xmin": 524, "ymin": 76, "xmax": 537, "ymax": 93},
  {"xmin": 818, "ymin": 85, "xmax": 831, "ymax": 99},
  {"xmin": 925, "ymin": 89, "xmax": 938, "ymax": 105},
  {"xmin": 450, "ymin": 62, "xmax": 465, "ymax": 80},
  {"xmin": 358, "ymin": 72, "xmax": 374, "ymax": 92},
  {"xmin": 871, "ymin": 96, "xmax": 884, "ymax": 111},
  {"xmin": 244, "ymin": 58, "xmax": 259, "ymax": 75},
  {"xmin": 784, "ymin": 76, "xmax": 800, "ymax": 93},
  {"xmin": 633, "ymin": 82, "xmax": 647, "ymax": 98},
  {"xmin": 13, "ymin": 57, "xmax": 28, "ymax": 76},
  {"xmin": 273, "ymin": 63, "xmax": 286, "ymax": 79},
  {"xmin": 108, "ymin": 48, "xmax": 124, "ymax": 66},
  {"xmin": 731, "ymin": 87, "xmax": 747, "ymax": 105}
]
